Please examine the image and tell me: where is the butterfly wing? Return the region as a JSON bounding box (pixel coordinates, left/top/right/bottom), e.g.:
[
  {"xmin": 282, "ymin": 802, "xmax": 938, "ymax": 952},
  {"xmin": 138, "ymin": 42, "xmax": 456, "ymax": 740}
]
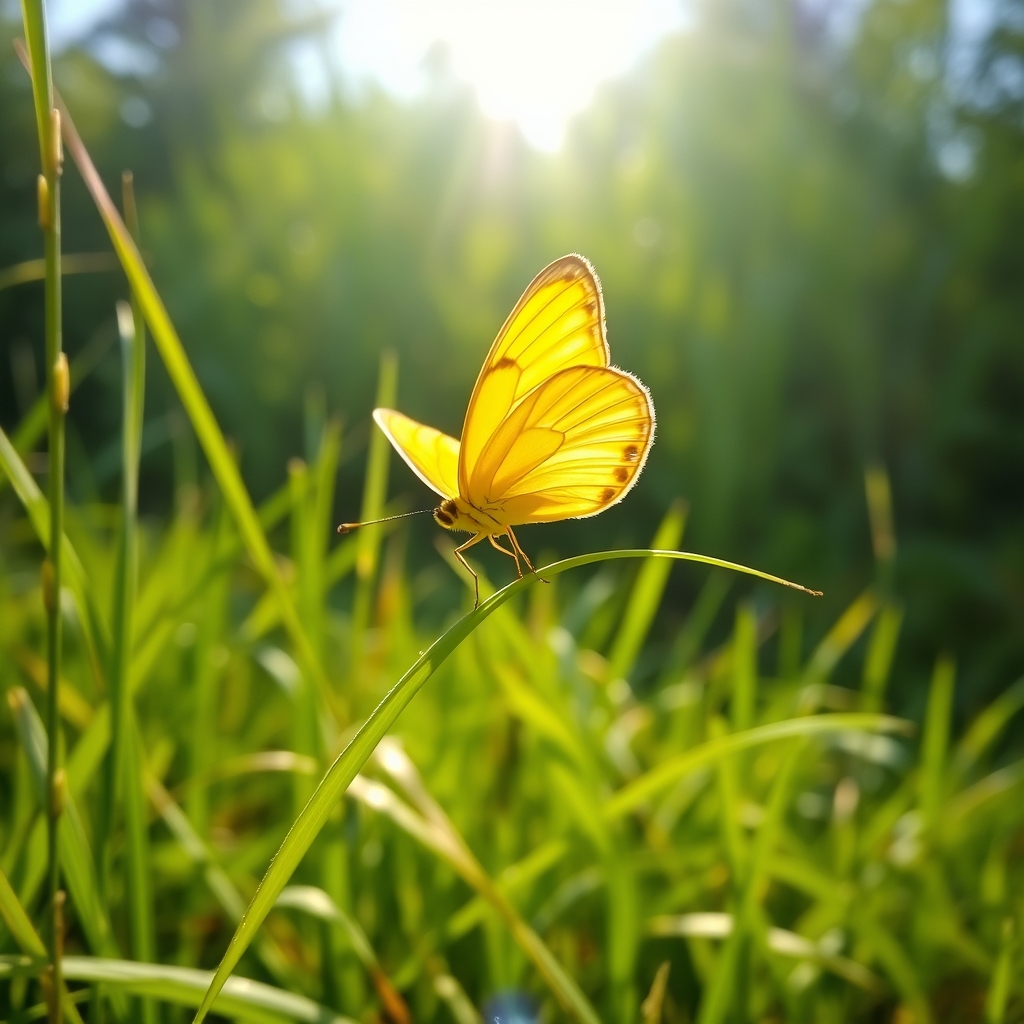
[
  {"xmin": 465, "ymin": 365, "xmax": 654, "ymax": 523},
  {"xmin": 373, "ymin": 408, "xmax": 460, "ymax": 499},
  {"xmin": 459, "ymin": 254, "xmax": 608, "ymax": 494}
]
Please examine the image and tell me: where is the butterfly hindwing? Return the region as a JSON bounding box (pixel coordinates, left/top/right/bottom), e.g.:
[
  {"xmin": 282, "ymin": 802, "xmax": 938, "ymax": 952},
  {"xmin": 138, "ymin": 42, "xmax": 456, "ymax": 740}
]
[
  {"xmin": 465, "ymin": 365, "xmax": 654, "ymax": 523},
  {"xmin": 459, "ymin": 255, "xmax": 608, "ymax": 494},
  {"xmin": 372, "ymin": 408, "xmax": 460, "ymax": 499}
]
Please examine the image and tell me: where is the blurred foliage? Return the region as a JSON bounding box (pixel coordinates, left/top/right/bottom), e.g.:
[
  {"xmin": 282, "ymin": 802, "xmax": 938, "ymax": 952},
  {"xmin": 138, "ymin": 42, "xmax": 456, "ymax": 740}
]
[
  {"xmin": 1, "ymin": 401, "xmax": 1023, "ymax": 1022},
  {"xmin": 2, "ymin": 0, "xmax": 1023, "ymax": 706}
]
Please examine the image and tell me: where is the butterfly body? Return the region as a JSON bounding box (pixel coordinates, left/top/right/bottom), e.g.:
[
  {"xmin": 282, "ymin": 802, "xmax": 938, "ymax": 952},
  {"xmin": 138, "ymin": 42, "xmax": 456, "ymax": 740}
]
[
  {"xmin": 368, "ymin": 254, "xmax": 655, "ymax": 605},
  {"xmin": 432, "ymin": 496, "xmax": 502, "ymax": 534}
]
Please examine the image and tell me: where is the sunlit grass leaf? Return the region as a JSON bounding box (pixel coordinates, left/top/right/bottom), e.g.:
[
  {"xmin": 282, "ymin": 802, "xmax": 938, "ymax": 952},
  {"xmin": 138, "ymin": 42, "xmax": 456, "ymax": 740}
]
[
  {"xmin": 0, "ymin": 872, "xmax": 86, "ymax": 1024},
  {"xmin": 191, "ymin": 548, "xmax": 822, "ymax": 1022},
  {"xmin": 53, "ymin": 957, "xmax": 353, "ymax": 1024},
  {"xmin": 951, "ymin": 673, "xmax": 1024, "ymax": 781},
  {"xmin": 646, "ymin": 914, "xmax": 883, "ymax": 993},
  {"xmin": 608, "ymin": 499, "xmax": 687, "ymax": 681},
  {"xmin": 7, "ymin": 688, "xmax": 118, "ymax": 959},
  {"xmin": 605, "ymin": 711, "xmax": 911, "ymax": 819}
]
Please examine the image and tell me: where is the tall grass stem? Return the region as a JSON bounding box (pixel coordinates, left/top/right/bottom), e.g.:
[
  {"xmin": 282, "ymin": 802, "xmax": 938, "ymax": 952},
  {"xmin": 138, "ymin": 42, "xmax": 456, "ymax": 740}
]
[{"xmin": 19, "ymin": 3, "xmax": 65, "ymax": 1020}]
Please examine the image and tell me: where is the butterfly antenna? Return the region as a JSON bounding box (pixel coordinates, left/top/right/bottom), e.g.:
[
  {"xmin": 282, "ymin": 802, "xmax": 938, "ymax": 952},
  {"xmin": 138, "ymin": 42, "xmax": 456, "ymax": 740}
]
[{"xmin": 337, "ymin": 509, "xmax": 432, "ymax": 534}]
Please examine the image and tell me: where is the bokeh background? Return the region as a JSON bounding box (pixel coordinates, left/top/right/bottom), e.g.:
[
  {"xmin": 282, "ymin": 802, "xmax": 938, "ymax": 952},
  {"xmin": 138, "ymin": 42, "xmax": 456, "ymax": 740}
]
[{"xmin": 1, "ymin": 0, "xmax": 1022, "ymax": 712}]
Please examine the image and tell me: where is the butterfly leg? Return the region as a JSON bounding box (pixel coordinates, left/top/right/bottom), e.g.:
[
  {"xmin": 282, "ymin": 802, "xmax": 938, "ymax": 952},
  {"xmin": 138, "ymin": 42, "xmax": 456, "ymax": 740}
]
[
  {"xmin": 453, "ymin": 533, "xmax": 486, "ymax": 608},
  {"xmin": 506, "ymin": 527, "xmax": 549, "ymax": 584},
  {"xmin": 489, "ymin": 533, "xmax": 523, "ymax": 578}
]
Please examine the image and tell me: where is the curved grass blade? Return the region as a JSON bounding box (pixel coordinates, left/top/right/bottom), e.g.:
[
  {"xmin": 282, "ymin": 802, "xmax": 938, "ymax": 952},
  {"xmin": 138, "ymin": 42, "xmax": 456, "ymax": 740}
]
[
  {"xmin": 0, "ymin": 250, "xmax": 119, "ymax": 292},
  {"xmin": 646, "ymin": 914, "xmax": 883, "ymax": 993},
  {"xmin": 604, "ymin": 712, "xmax": 912, "ymax": 819},
  {"xmin": 192, "ymin": 547, "xmax": 820, "ymax": 1021},
  {"xmin": 50, "ymin": 958, "xmax": 353, "ymax": 1024}
]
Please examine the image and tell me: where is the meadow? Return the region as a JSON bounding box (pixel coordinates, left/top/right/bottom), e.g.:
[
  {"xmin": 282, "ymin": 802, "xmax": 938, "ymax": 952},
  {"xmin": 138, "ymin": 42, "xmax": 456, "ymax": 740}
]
[{"xmin": 2, "ymin": 1, "xmax": 1024, "ymax": 1023}]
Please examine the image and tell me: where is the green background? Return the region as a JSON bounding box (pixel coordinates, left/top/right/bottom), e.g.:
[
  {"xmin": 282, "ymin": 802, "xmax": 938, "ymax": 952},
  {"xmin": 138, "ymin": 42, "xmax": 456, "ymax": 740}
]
[{"xmin": 1, "ymin": 0, "xmax": 1022, "ymax": 707}]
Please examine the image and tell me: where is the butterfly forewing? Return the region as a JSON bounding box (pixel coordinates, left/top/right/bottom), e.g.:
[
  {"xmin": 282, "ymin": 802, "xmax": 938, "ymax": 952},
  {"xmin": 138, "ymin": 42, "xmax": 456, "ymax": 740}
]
[
  {"xmin": 459, "ymin": 255, "xmax": 608, "ymax": 494},
  {"xmin": 372, "ymin": 408, "xmax": 460, "ymax": 499}
]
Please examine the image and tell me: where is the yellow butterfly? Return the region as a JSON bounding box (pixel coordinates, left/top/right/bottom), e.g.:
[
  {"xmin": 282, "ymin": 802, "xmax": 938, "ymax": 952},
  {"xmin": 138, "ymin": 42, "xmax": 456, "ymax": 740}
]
[{"xmin": 342, "ymin": 254, "xmax": 655, "ymax": 605}]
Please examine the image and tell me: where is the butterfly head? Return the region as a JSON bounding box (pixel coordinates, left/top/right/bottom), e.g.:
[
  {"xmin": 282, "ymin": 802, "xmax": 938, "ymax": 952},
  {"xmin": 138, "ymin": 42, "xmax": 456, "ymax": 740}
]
[
  {"xmin": 433, "ymin": 497, "xmax": 499, "ymax": 534},
  {"xmin": 433, "ymin": 498, "xmax": 459, "ymax": 531}
]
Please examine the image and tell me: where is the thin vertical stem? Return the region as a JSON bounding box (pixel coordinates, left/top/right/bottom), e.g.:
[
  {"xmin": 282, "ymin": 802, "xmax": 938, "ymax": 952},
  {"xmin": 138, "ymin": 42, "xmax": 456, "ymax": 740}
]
[
  {"xmin": 19, "ymin": 3, "xmax": 64, "ymax": 1021},
  {"xmin": 350, "ymin": 352, "xmax": 397, "ymax": 670},
  {"xmin": 115, "ymin": 171, "xmax": 157, "ymax": 1023}
]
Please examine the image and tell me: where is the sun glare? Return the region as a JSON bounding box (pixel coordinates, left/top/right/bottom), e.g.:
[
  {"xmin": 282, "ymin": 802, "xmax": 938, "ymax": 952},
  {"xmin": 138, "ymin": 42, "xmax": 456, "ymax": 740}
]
[{"xmin": 333, "ymin": 1, "xmax": 689, "ymax": 152}]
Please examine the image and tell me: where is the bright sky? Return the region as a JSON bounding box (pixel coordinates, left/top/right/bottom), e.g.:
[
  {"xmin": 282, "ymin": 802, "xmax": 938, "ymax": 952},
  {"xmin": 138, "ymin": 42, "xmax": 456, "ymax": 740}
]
[
  {"xmin": 43, "ymin": 0, "xmax": 688, "ymax": 151},
  {"xmin": 332, "ymin": 1, "xmax": 690, "ymax": 151}
]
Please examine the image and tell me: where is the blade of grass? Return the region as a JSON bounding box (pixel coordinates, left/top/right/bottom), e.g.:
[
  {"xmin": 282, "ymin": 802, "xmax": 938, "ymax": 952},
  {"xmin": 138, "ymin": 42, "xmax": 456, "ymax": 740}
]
[
  {"xmin": 14, "ymin": 647, "xmax": 93, "ymax": 729},
  {"xmin": 646, "ymin": 914, "xmax": 882, "ymax": 993},
  {"xmin": 289, "ymin": 459, "xmax": 323, "ymax": 809},
  {"xmin": 7, "ymin": 689, "xmax": 119, "ymax": 961},
  {"xmin": 802, "ymin": 589, "xmax": 878, "ymax": 683},
  {"xmin": 146, "ymin": 479, "xmax": 294, "ymax": 645},
  {"xmin": 350, "ymin": 353, "xmax": 397, "ymax": 669},
  {"xmin": 307, "ymin": 417, "xmax": 342, "ymax": 653},
  {"xmin": 0, "ymin": 867, "xmax": 85, "ymax": 1024},
  {"xmin": 920, "ymin": 655, "xmax": 955, "ymax": 830},
  {"xmin": 606, "ymin": 711, "xmax": 911, "ymax": 819},
  {"xmin": 0, "ymin": 425, "xmax": 110, "ymax": 679},
  {"xmin": 985, "ymin": 919, "xmax": 1014, "ymax": 1024},
  {"xmin": 348, "ymin": 775, "xmax": 600, "ymax": 1024},
  {"xmin": 696, "ymin": 715, "xmax": 750, "ymax": 1024},
  {"xmin": 8, "ymin": 690, "xmax": 127, "ymax": 1020},
  {"xmin": 655, "ymin": 571, "xmax": 731, "ymax": 691},
  {"xmin": 943, "ymin": 760, "xmax": 1024, "ymax": 829},
  {"xmin": 731, "ymin": 604, "xmax": 757, "ymax": 733},
  {"xmin": 275, "ymin": 886, "xmax": 409, "ymax": 1024},
  {"xmin": 16, "ymin": 16, "xmax": 66, "ymax": 1016},
  {"xmin": 0, "ymin": 250, "xmax": 119, "ymax": 292},
  {"xmin": 123, "ymin": 712, "xmax": 157, "ymax": 1022},
  {"xmin": 145, "ymin": 775, "xmax": 297, "ymax": 989},
  {"xmin": 861, "ymin": 603, "xmax": 903, "ymax": 712},
  {"xmin": 951, "ymin": 674, "xmax": 1024, "ymax": 782},
  {"xmin": 190, "ymin": 546, "xmax": 821, "ymax": 1022},
  {"xmin": 56, "ymin": 958, "xmax": 355, "ymax": 1024},
  {"xmin": 608, "ymin": 499, "xmax": 687, "ymax": 681},
  {"xmin": 446, "ymin": 841, "xmax": 567, "ymax": 940},
  {"xmin": 864, "ymin": 462, "xmax": 897, "ymax": 594},
  {"xmin": 373, "ymin": 740, "xmax": 604, "ymax": 1019},
  {"xmin": 187, "ymin": 500, "xmax": 230, "ymax": 838},
  {"xmin": 50, "ymin": 83, "xmax": 340, "ymax": 729},
  {"xmin": 853, "ymin": 918, "xmax": 933, "ymax": 1023},
  {"xmin": 99, "ymin": 208, "xmax": 155, "ymax": 1020},
  {"xmin": 242, "ymin": 502, "xmax": 404, "ymax": 644},
  {"xmin": 0, "ymin": 867, "xmax": 47, "ymax": 961}
]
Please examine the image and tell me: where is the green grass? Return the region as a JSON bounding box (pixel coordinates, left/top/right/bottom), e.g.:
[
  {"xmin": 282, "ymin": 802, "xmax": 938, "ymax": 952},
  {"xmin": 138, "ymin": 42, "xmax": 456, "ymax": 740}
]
[{"xmin": 2, "ymin": 7, "xmax": 1023, "ymax": 1022}]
